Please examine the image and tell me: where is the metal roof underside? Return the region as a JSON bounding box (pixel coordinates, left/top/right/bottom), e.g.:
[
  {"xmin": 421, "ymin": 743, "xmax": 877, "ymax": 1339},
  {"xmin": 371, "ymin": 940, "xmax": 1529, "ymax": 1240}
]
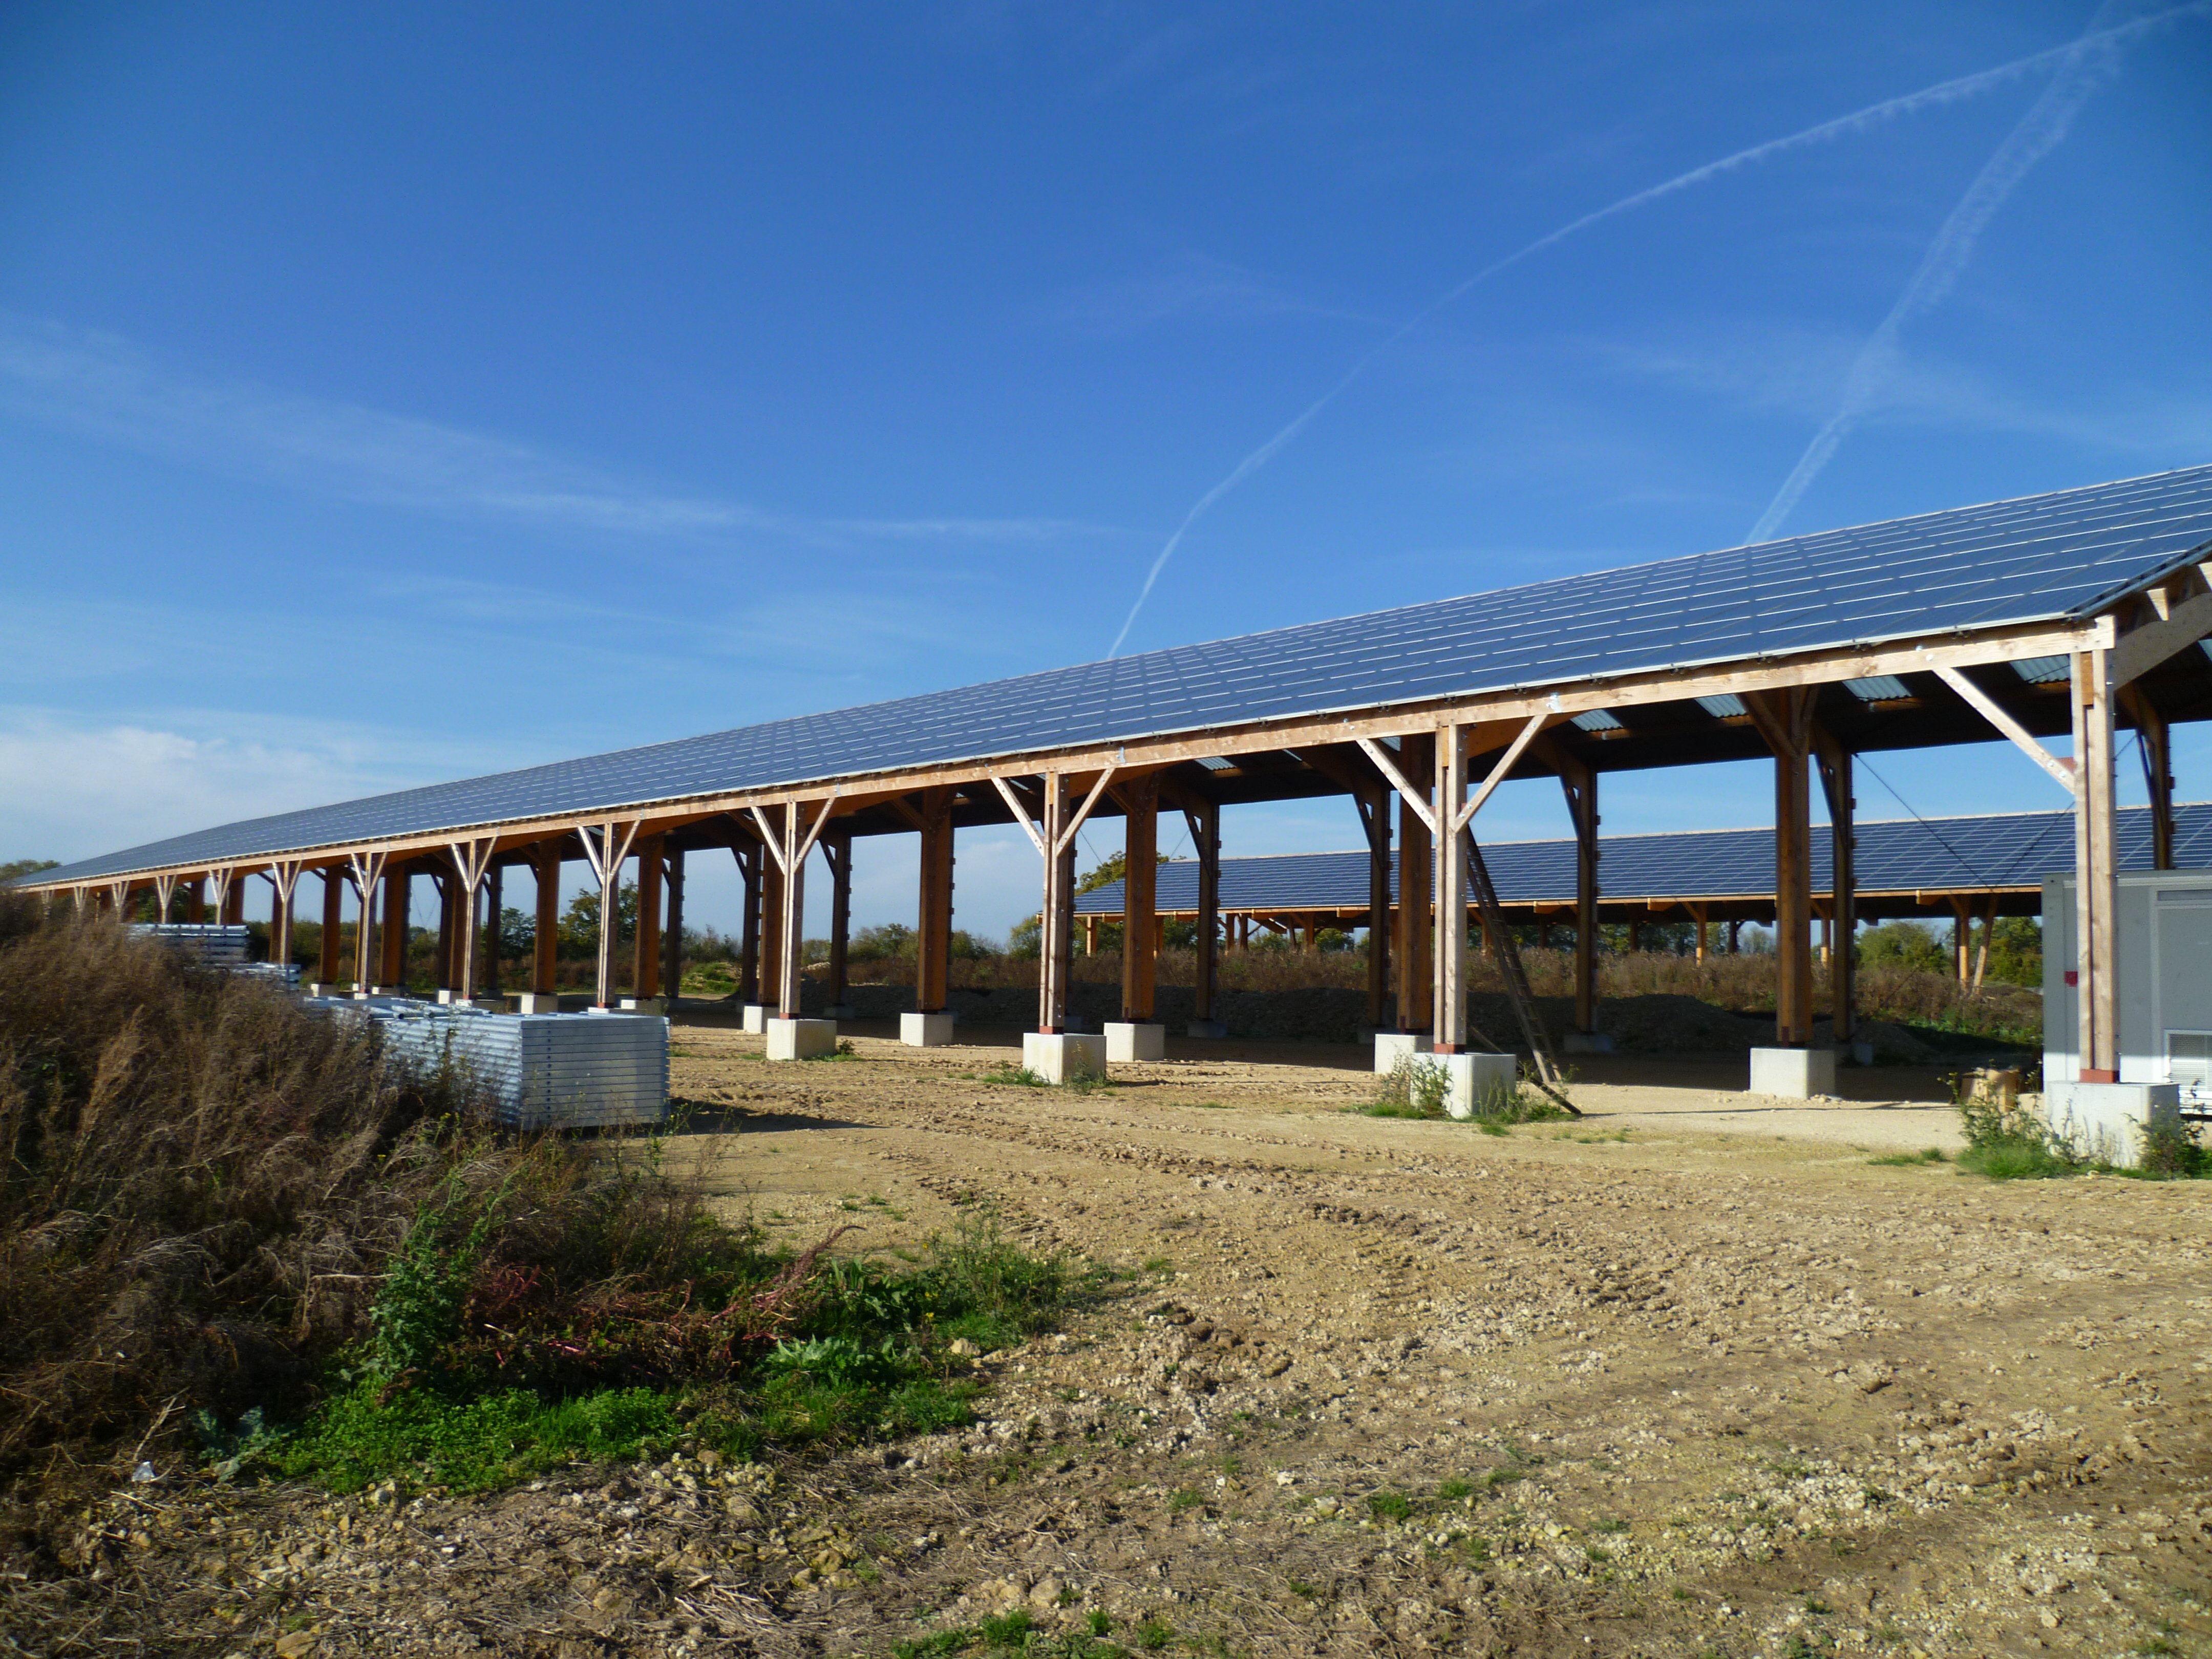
[
  {"xmin": 23, "ymin": 464, "xmax": 2212, "ymax": 887},
  {"xmin": 1074, "ymin": 804, "xmax": 2212, "ymax": 913}
]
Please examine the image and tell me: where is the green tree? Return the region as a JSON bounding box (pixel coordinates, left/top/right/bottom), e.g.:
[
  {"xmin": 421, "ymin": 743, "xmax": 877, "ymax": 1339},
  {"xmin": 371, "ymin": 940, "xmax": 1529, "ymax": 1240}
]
[
  {"xmin": 1984, "ymin": 917, "xmax": 2041, "ymax": 987},
  {"xmin": 560, "ymin": 881, "xmax": 636, "ymax": 954},
  {"xmin": 1857, "ymin": 920, "xmax": 1948, "ymax": 973},
  {"xmin": 0, "ymin": 858, "xmax": 59, "ymax": 884}
]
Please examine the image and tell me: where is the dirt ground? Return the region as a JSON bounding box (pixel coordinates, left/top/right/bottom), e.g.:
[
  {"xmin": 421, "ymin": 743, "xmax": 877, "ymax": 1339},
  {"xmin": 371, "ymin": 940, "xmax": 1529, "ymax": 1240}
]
[{"xmin": 7, "ymin": 1016, "xmax": 2208, "ymax": 1659}]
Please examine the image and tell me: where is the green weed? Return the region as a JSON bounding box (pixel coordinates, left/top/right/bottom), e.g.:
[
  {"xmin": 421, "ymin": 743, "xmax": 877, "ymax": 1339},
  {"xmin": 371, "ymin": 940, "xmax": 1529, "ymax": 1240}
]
[{"xmin": 1867, "ymin": 1147, "xmax": 1948, "ymax": 1166}]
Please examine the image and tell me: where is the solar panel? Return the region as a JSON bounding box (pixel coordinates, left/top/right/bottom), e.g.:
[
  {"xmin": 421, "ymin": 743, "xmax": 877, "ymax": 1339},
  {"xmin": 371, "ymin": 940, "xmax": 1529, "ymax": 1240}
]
[
  {"xmin": 23, "ymin": 464, "xmax": 2212, "ymax": 887},
  {"xmin": 1072, "ymin": 804, "xmax": 2212, "ymax": 913}
]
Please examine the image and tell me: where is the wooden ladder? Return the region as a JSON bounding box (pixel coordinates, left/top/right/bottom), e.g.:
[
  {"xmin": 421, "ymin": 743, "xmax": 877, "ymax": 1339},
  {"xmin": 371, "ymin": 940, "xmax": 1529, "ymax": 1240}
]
[{"xmin": 1466, "ymin": 832, "xmax": 1580, "ymax": 1116}]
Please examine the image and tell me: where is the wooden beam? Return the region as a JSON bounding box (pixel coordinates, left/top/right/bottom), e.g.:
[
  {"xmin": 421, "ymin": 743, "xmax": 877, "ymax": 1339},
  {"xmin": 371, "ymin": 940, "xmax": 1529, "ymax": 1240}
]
[
  {"xmin": 1932, "ymin": 667, "xmax": 2076, "ymax": 792},
  {"xmin": 823, "ymin": 833, "xmax": 850, "ymax": 1011},
  {"xmin": 1815, "ymin": 741, "xmax": 1856, "ymax": 1044},
  {"xmin": 660, "ymin": 848, "xmax": 683, "ymax": 1002},
  {"xmin": 2120, "ymin": 682, "xmax": 2175, "ymax": 870},
  {"xmin": 2109, "ymin": 575, "xmax": 2212, "ymax": 689},
  {"xmin": 916, "ymin": 786, "xmax": 955, "ymax": 1014},
  {"xmin": 1186, "ymin": 797, "xmax": 1220, "ymax": 1026},
  {"xmin": 577, "ymin": 819, "xmax": 643, "ymax": 1008}
]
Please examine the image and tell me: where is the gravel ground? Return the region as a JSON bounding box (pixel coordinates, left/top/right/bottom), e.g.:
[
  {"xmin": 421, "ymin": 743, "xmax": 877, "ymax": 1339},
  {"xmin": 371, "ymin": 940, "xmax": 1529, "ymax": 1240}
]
[{"xmin": 4, "ymin": 1019, "xmax": 2206, "ymax": 1658}]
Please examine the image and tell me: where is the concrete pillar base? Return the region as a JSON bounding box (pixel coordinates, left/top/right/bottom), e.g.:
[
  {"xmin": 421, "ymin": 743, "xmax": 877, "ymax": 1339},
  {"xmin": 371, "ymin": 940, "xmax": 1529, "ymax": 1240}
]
[
  {"xmin": 1105, "ymin": 1022, "xmax": 1165, "ymax": 1062},
  {"xmin": 512, "ymin": 992, "xmax": 563, "ymax": 1014},
  {"xmin": 741, "ymin": 1003, "xmax": 771, "ymax": 1034},
  {"xmin": 306, "ymin": 983, "xmax": 341, "ymax": 999},
  {"xmin": 1440, "ymin": 1052, "xmax": 1521, "ymax": 1119},
  {"xmin": 1374, "ymin": 1032, "xmax": 1433, "ymax": 1075},
  {"xmin": 1750, "ymin": 1046, "xmax": 1837, "ymax": 1098},
  {"xmin": 1023, "ymin": 1031, "xmax": 1107, "ymax": 1084},
  {"xmin": 1185, "ymin": 1018, "xmax": 1227, "ymax": 1040},
  {"xmin": 435, "ymin": 988, "xmax": 463, "ymax": 1005},
  {"xmin": 2045, "ymin": 1081, "xmax": 2181, "ymax": 1169},
  {"xmin": 1563, "ymin": 1031, "xmax": 1614, "ymax": 1055},
  {"xmin": 620, "ymin": 996, "xmax": 668, "ymax": 1015},
  {"xmin": 766, "ymin": 1017, "xmax": 838, "ymax": 1061},
  {"xmin": 901, "ymin": 1011, "xmax": 955, "ymax": 1047}
]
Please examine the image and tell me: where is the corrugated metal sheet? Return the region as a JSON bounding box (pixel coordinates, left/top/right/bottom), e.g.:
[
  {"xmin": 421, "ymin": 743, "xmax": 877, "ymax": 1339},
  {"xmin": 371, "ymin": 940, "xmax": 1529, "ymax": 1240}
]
[
  {"xmin": 1075, "ymin": 803, "xmax": 2212, "ymax": 913},
  {"xmin": 304, "ymin": 999, "xmax": 668, "ymax": 1131},
  {"xmin": 22, "ymin": 465, "xmax": 2212, "ymax": 887}
]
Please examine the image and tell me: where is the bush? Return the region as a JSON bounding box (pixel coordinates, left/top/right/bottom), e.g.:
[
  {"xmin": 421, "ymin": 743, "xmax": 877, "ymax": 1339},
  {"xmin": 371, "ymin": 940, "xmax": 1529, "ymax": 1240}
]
[{"xmin": 0, "ymin": 914, "xmax": 1090, "ymax": 1500}]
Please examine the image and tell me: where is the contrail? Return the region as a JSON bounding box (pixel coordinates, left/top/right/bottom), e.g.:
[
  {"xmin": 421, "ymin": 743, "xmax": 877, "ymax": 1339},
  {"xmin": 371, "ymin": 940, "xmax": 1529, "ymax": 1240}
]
[
  {"xmin": 1747, "ymin": 2, "xmax": 2148, "ymax": 542},
  {"xmin": 1106, "ymin": 2, "xmax": 2208, "ymax": 656}
]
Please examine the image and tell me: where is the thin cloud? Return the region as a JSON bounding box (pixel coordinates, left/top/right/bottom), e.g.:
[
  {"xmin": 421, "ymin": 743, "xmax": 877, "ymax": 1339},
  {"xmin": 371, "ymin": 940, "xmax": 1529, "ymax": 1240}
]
[
  {"xmin": 0, "ymin": 315, "xmax": 1116, "ymax": 547},
  {"xmin": 1104, "ymin": 1, "xmax": 2211, "ymax": 656},
  {"xmin": 1049, "ymin": 256, "xmax": 1382, "ymax": 336},
  {"xmin": 1746, "ymin": 2, "xmax": 2157, "ymax": 541}
]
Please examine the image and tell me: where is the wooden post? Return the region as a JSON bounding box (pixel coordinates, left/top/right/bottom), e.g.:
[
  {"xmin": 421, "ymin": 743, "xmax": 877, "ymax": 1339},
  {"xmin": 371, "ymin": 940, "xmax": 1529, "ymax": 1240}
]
[
  {"xmin": 533, "ymin": 840, "xmax": 562, "ymax": 996},
  {"xmin": 215, "ymin": 870, "xmax": 243, "ymax": 925},
  {"xmin": 1557, "ymin": 758, "xmax": 1600, "ymax": 1035},
  {"xmin": 577, "ymin": 820, "xmax": 643, "ymax": 1009},
  {"xmin": 747, "ymin": 798, "xmax": 838, "ymax": 1020},
  {"xmin": 432, "ymin": 868, "xmax": 456, "ymax": 991},
  {"xmin": 1186, "ymin": 797, "xmax": 1220, "ymax": 1026},
  {"xmin": 1692, "ymin": 906, "xmax": 1708, "ymax": 963},
  {"xmin": 2125, "ymin": 686, "xmax": 2175, "ymax": 870},
  {"xmin": 1357, "ymin": 791, "xmax": 1390, "ymax": 1030},
  {"xmin": 1119, "ymin": 774, "xmax": 1159, "ymax": 1023},
  {"xmin": 1971, "ymin": 893, "xmax": 1998, "ymax": 992},
  {"xmin": 1747, "ymin": 688, "xmax": 1817, "ymax": 1047},
  {"xmin": 1394, "ymin": 733, "xmax": 1434, "ymax": 1033},
  {"xmin": 380, "ymin": 866, "xmax": 409, "ymax": 990},
  {"xmin": 266, "ymin": 861, "xmax": 303, "ymax": 972},
  {"xmin": 2072, "ymin": 648, "xmax": 2118, "ymax": 1080},
  {"xmin": 993, "ymin": 769, "xmax": 1115, "ymax": 1035},
  {"xmin": 916, "ymin": 787, "xmax": 955, "ymax": 1015},
  {"xmin": 633, "ymin": 833, "xmax": 664, "ymax": 999},
  {"xmin": 445, "ymin": 839, "xmax": 496, "ymax": 1002},
  {"xmin": 1041, "ymin": 775, "xmax": 1072, "ymax": 1032},
  {"xmin": 661, "ymin": 848, "xmax": 684, "ymax": 1003},
  {"xmin": 320, "ymin": 869, "xmax": 345, "ymax": 984},
  {"xmin": 184, "ymin": 878, "xmax": 205, "ymax": 924},
  {"xmin": 758, "ymin": 812, "xmax": 785, "ymax": 1009},
  {"xmin": 1815, "ymin": 743, "xmax": 1856, "ymax": 1044},
  {"xmin": 1774, "ymin": 745, "xmax": 1813, "ymax": 1045},
  {"xmin": 483, "ymin": 863, "xmax": 503, "ymax": 994},
  {"xmin": 733, "ymin": 833, "xmax": 762, "ymax": 1004},
  {"xmin": 1433, "ymin": 727, "xmax": 1469, "ymax": 1051},
  {"xmin": 1949, "ymin": 897, "xmax": 1971, "ymax": 984},
  {"xmin": 824, "ymin": 831, "xmax": 852, "ymax": 1010}
]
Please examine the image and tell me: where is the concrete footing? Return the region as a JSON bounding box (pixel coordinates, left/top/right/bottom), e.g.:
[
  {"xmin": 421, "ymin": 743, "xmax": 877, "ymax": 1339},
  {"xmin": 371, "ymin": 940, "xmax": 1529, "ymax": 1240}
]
[
  {"xmin": 1186, "ymin": 1018, "xmax": 1227, "ymax": 1040},
  {"xmin": 1105, "ymin": 1022, "xmax": 1165, "ymax": 1062},
  {"xmin": 1023, "ymin": 1031, "xmax": 1106, "ymax": 1084},
  {"xmin": 766, "ymin": 1017, "xmax": 837, "ymax": 1061},
  {"xmin": 741, "ymin": 1003, "xmax": 770, "ymax": 1034},
  {"xmin": 2045, "ymin": 1081, "xmax": 2181, "ymax": 1169},
  {"xmin": 1750, "ymin": 1046, "xmax": 1837, "ymax": 1098},
  {"xmin": 306, "ymin": 983, "xmax": 342, "ymax": 999},
  {"xmin": 1439, "ymin": 1051, "xmax": 1521, "ymax": 1119},
  {"xmin": 1563, "ymin": 1031, "xmax": 1614, "ymax": 1054},
  {"xmin": 901, "ymin": 1011, "xmax": 955, "ymax": 1047},
  {"xmin": 1374, "ymin": 1032, "xmax": 1434, "ymax": 1074},
  {"xmin": 620, "ymin": 996, "xmax": 668, "ymax": 1015},
  {"xmin": 512, "ymin": 992, "xmax": 562, "ymax": 1014}
]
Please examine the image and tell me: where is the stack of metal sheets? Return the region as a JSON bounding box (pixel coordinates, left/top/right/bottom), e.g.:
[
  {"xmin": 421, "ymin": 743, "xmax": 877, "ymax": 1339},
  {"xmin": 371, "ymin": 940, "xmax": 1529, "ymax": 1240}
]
[
  {"xmin": 129, "ymin": 923, "xmax": 253, "ymax": 965},
  {"xmin": 301, "ymin": 997, "xmax": 668, "ymax": 1131}
]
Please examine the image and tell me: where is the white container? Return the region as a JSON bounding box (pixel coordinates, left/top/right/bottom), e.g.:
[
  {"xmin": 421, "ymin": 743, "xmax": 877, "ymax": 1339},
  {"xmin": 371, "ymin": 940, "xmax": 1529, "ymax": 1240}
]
[{"xmin": 2044, "ymin": 870, "xmax": 2212, "ymax": 1101}]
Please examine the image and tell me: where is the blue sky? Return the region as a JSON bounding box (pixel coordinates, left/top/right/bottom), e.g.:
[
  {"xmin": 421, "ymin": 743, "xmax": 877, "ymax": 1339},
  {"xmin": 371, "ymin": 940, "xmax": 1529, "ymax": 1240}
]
[{"xmin": 3, "ymin": 3, "xmax": 2208, "ymax": 940}]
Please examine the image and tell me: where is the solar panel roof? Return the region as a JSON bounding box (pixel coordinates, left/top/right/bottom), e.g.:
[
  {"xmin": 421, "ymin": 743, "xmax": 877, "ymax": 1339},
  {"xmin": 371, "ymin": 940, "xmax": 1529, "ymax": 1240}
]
[
  {"xmin": 20, "ymin": 464, "xmax": 2212, "ymax": 887},
  {"xmin": 1074, "ymin": 804, "xmax": 2212, "ymax": 914}
]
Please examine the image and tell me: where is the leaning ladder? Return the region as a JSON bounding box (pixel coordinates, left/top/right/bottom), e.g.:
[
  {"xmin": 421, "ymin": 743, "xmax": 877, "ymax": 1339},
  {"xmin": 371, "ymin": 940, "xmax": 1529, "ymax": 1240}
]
[{"xmin": 1465, "ymin": 832, "xmax": 1581, "ymax": 1116}]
